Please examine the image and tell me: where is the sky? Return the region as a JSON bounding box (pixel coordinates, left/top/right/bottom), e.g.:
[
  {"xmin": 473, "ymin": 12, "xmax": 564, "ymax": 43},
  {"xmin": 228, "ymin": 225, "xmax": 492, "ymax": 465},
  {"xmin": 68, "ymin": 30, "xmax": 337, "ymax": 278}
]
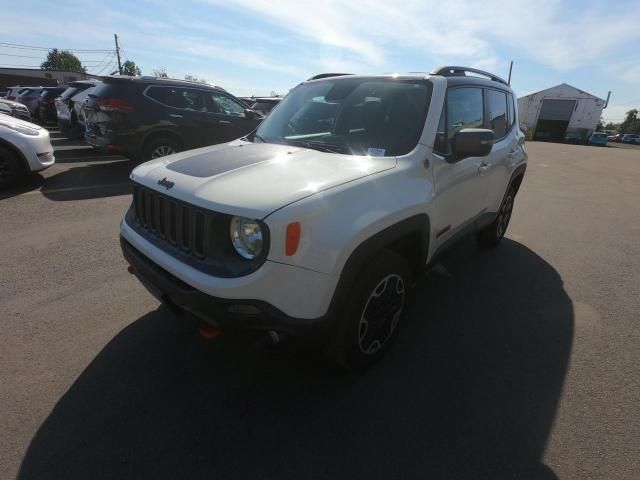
[{"xmin": 1, "ymin": 0, "xmax": 639, "ymax": 123}]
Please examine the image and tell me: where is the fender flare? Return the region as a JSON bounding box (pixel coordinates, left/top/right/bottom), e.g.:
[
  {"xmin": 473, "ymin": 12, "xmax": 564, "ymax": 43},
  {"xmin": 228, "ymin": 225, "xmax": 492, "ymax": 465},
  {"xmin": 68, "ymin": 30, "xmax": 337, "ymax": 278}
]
[
  {"xmin": 140, "ymin": 128, "xmax": 185, "ymax": 154},
  {"xmin": 325, "ymin": 214, "xmax": 430, "ymax": 320},
  {"xmin": 509, "ymin": 163, "xmax": 527, "ymax": 193}
]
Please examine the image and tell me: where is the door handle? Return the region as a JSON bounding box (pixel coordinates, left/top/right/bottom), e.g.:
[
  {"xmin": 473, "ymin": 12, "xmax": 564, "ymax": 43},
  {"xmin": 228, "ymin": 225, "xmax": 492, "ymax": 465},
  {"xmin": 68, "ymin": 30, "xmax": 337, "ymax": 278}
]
[
  {"xmin": 219, "ymin": 120, "xmax": 231, "ymax": 124},
  {"xmin": 478, "ymin": 161, "xmax": 490, "ymax": 173},
  {"xmin": 169, "ymin": 114, "xmax": 183, "ymax": 118}
]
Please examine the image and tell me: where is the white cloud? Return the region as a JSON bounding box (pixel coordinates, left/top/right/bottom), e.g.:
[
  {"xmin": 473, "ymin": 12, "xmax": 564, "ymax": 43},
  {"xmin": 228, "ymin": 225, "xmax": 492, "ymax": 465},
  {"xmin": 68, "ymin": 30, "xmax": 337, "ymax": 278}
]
[{"xmin": 205, "ymin": 0, "xmax": 640, "ymax": 75}]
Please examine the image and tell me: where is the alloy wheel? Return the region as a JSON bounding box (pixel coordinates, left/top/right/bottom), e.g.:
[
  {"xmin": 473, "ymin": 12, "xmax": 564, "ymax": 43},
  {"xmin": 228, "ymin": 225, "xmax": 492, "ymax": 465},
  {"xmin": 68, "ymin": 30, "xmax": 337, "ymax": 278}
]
[
  {"xmin": 151, "ymin": 145, "xmax": 176, "ymax": 159},
  {"xmin": 358, "ymin": 274, "xmax": 405, "ymax": 355}
]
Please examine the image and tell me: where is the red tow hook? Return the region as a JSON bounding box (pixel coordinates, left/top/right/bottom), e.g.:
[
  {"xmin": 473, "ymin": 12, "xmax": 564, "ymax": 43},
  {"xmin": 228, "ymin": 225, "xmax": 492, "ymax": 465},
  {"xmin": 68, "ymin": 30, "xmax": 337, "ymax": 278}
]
[
  {"xmin": 198, "ymin": 323, "xmax": 222, "ymax": 340},
  {"xmin": 127, "ymin": 265, "xmax": 135, "ymax": 274}
]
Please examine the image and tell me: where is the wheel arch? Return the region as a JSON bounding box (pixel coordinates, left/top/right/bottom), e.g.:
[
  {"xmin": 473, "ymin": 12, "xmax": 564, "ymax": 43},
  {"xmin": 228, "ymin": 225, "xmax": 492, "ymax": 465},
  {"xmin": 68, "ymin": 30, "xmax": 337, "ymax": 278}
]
[
  {"xmin": 141, "ymin": 128, "xmax": 184, "ymax": 152},
  {"xmin": 0, "ymin": 137, "xmax": 29, "ymax": 172},
  {"xmin": 509, "ymin": 163, "xmax": 527, "ymax": 194},
  {"xmin": 326, "ymin": 214, "xmax": 430, "ymax": 319}
]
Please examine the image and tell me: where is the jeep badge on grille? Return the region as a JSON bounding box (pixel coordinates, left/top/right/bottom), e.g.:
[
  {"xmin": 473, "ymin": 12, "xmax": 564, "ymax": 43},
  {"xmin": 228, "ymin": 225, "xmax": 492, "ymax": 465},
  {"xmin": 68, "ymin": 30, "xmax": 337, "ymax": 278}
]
[{"xmin": 157, "ymin": 177, "xmax": 175, "ymax": 190}]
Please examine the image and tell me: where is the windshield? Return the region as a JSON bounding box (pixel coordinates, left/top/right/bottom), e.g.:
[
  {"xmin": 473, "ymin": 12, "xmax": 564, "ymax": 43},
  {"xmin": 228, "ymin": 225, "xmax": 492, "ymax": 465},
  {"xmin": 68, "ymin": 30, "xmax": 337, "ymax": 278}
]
[{"xmin": 254, "ymin": 77, "xmax": 432, "ymax": 156}]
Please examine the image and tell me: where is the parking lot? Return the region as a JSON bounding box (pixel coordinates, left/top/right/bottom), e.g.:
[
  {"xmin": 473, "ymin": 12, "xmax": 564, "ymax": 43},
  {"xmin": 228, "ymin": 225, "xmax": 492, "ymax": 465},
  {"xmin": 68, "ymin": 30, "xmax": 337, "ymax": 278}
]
[{"xmin": 2, "ymin": 132, "xmax": 640, "ymax": 479}]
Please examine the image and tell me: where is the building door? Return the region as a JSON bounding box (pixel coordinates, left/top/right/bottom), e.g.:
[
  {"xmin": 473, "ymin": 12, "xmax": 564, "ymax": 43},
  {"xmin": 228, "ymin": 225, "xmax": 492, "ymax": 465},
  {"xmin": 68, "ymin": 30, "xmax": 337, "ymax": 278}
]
[{"xmin": 535, "ymin": 99, "xmax": 576, "ymax": 140}]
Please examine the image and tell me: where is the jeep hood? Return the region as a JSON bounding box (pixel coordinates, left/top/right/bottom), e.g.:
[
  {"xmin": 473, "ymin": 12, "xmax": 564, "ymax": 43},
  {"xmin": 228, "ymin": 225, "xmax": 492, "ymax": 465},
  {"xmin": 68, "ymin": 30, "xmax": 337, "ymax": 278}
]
[{"xmin": 131, "ymin": 141, "xmax": 396, "ymax": 218}]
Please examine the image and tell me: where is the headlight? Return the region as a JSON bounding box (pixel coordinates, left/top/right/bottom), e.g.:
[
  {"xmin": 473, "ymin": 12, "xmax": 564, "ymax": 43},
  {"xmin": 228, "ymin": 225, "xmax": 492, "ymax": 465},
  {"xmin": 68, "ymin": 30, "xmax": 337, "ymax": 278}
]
[
  {"xmin": 230, "ymin": 216, "xmax": 263, "ymax": 259},
  {"xmin": 0, "ymin": 120, "xmax": 39, "ymax": 136}
]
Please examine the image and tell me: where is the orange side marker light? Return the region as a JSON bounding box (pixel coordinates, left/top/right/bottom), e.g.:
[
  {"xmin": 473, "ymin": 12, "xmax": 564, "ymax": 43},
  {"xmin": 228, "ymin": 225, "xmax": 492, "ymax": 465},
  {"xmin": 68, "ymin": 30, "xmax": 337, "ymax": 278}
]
[{"xmin": 286, "ymin": 222, "xmax": 301, "ymax": 256}]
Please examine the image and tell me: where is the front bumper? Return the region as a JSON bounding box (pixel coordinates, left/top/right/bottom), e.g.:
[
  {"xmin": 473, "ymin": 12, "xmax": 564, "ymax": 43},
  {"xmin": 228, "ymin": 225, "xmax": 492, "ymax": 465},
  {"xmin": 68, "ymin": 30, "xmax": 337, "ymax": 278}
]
[
  {"xmin": 121, "ymin": 236, "xmax": 334, "ymax": 340},
  {"xmin": 1, "ymin": 127, "xmax": 55, "ymax": 172}
]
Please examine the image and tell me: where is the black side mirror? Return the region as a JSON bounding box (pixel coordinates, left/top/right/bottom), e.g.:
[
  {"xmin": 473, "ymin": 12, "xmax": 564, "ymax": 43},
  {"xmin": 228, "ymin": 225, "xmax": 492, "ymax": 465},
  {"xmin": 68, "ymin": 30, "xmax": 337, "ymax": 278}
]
[
  {"xmin": 450, "ymin": 128, "xmax": 495, "ymax": 161},
  {"xmin": 244, "ymin": 108, "xmax": 257, "ymax": 120}
]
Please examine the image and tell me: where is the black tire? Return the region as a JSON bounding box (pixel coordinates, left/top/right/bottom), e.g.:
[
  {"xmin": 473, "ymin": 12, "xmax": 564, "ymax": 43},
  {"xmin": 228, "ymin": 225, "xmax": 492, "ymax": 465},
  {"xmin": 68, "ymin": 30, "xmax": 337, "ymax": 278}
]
[
  {"xmin": 476, "ymin": 184, "xmax": 516, "ymax": 248},
  {"xmin": 142, "ymin": 136, "xmax": 181, "ymax": 161},
  {"xmin": 0, "ymin": 145, "xmax": 25, "ymax": 191},
  {"xmin": 324, "ymin": 249, "xmax": 411, "ymax": 370}
]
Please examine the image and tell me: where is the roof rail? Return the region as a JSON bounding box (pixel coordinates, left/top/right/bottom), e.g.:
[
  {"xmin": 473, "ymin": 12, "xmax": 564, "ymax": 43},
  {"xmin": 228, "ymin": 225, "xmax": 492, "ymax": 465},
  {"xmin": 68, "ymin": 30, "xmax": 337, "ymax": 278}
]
[
  {"xmin": 430, "ymin": 66, "xmax": 508, "ymax": 86},
  {"xmin": 307, "ymin": 73, "xmax": 353, "ymax": 81}
]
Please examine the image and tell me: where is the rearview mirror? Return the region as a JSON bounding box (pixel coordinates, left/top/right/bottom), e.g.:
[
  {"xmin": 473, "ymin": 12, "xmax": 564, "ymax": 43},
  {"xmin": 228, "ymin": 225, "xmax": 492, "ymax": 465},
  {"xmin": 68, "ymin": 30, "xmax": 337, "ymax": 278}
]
[
  {"xmin": 244, "ymin": 108, "xmax": 257, "ymax": 120},
  {"xmin": 450, "ymin": 128, "xmax": 495, "ymax": 161}
]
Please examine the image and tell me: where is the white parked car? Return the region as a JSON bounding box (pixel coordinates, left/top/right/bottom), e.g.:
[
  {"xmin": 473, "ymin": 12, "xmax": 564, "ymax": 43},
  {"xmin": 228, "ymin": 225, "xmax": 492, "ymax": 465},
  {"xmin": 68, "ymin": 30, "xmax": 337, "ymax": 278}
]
[
  {"xmin": 0, "ymin": 114, "xmax": 55, "ymax": 190},
  {"xmin": 120, "ymin": 66, "xmax": 527, "ymax": 368}
]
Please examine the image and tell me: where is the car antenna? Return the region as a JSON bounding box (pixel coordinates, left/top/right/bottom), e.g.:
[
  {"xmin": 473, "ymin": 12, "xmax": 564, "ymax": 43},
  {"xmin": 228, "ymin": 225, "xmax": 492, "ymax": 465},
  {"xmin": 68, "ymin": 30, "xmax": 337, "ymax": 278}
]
[{"xmin": 507, "ymin": 60, "xmax": 513, "ymax": 86}]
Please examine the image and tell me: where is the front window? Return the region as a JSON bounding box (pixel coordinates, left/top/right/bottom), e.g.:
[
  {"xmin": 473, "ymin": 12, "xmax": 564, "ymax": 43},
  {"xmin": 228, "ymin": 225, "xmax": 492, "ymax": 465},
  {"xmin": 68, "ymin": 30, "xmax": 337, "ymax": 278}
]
[{"xmin": 254, "ymin": 77, "xmax": 432, "ymax": 156}]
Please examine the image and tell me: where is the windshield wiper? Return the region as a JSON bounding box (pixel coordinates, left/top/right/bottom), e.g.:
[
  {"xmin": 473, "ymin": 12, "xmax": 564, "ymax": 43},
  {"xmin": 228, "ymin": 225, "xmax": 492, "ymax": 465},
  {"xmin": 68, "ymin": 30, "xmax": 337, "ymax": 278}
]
[
  {"xmin": 283, "ymin": 139, "xmax": 346, "ymax": 154},
  {"xmin": 252, "ymin": 133, "xmax": 267, "ymax": 143}
]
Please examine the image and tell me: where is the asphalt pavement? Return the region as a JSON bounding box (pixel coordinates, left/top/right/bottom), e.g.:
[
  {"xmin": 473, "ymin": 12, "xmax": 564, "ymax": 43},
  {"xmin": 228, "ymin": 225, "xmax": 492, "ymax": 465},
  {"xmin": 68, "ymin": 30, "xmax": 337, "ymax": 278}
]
[{"xmin": 1, "ymin": 131, "xmax": 639, "ymax": 479}]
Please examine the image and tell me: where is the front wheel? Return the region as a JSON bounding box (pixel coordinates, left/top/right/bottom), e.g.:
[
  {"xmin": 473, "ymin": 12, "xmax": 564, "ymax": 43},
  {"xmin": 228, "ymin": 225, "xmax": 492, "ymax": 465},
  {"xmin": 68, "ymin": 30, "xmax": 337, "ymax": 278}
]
[
  {"xmin": 0, "ymin": 145, "xmax": 25, "ymax": 191},
  {"xmin": 476, "ymin": 185, "xmax": 516, "ymax": 248},
  {"xmin": 324, "ymin": 249, "xmax": 411, "ymax": 369}
]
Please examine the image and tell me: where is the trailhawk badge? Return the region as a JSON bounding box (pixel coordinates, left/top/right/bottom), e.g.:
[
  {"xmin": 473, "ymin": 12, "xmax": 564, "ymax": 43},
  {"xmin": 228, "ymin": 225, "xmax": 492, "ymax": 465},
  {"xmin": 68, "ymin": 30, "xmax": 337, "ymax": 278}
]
[{"xmin": 157, "ymin": 177, "xmax": 175, "ymax": 190}]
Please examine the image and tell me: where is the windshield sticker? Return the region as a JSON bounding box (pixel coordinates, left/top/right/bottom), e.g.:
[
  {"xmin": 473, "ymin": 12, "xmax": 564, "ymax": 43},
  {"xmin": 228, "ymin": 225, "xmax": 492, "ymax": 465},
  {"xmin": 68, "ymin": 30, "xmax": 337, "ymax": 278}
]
[{"xmin": 367, "ymin": 148, "xmax": 386, "ymax": 157}]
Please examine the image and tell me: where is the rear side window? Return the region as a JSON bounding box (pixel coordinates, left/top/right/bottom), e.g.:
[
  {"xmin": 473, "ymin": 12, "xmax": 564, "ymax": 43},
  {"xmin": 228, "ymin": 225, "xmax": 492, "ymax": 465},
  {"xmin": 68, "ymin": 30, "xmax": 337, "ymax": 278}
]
[
  {"xmin": 147, "ymin": 86, "xmax": 208, "ymax": 110},
  {"xmin": 60, "ymin": 87, "xmax": 79, "ymax": 100},
  {"xmin": 487, "ymin": 89, "xmax": 508, "ymax": 138},
  {"xmin": 508, "ymin": 93, "xmax": 516, "ymax": 127}
]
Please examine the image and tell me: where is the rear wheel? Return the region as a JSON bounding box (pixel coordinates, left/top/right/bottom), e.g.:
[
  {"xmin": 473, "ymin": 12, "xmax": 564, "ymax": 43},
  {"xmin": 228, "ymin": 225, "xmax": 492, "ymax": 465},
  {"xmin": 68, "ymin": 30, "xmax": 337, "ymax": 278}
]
[
  {"xmin": 142, "ymin": 137, "xmax": 181, "ymax": 161},
  {"xmin": 0, "ymin": 145, "xmax": 25, "ymax": 191},
  {"xmin": 324, "ymin": 249, "xmax": 411, "ymax": 369},
  {"xmin": 476, "ymin": 184, "xmax": 516, "ymax": 248}
]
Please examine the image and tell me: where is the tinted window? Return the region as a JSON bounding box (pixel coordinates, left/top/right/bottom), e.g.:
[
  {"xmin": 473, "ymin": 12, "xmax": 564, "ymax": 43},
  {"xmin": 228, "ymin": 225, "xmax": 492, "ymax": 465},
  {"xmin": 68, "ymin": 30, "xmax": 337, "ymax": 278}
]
[
  {"xmin": 447, "ymin": 87, "xmax": 484, "ymax": 142},
  {"xmin": 487, "ymin": 89, "xmax": 507, "ymax": 137},
  {"xmin": 147, "ymin": 86, "xmax": 206, "ymax": 110},
  {"xmin": 508, "ymin": 93, "xmax": 516, "ymax": 127},
  {"xmin": 208, "ymin": 93, "xmax": 246, "ymax": 115},
  {"xmin": 251, "ymin": 101, "xmax": 277, "ymax": 112},
  {"xmin": 256, "ymin": 78, "xmax": 431, "ymax": 156}
]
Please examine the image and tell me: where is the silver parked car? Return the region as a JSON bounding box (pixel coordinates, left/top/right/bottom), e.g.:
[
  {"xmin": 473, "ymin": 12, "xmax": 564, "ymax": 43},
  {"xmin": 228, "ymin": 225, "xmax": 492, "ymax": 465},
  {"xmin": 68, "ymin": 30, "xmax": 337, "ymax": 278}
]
[{"xmin": 0, "ymin": 99, "xmax": 32, "ymax": 122}]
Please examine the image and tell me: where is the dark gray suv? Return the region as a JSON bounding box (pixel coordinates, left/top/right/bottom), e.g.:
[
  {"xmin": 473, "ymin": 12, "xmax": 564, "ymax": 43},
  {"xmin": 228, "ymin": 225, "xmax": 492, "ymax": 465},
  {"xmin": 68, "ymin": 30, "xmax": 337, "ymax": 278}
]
[{"xmin": 83, "ymin": 76, "xmax": 263, "ymax": 161}]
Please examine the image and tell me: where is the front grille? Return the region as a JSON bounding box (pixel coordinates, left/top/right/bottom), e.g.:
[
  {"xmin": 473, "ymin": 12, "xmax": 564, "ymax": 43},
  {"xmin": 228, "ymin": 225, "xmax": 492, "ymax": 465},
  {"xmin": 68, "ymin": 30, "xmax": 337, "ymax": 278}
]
[
  {"xmin": 127, "ymin": 182, "xmax": 269, "ymax": 278},
  {"xmin": 132, "ymin": 184, "xmax": 207, "ymax": 259}
]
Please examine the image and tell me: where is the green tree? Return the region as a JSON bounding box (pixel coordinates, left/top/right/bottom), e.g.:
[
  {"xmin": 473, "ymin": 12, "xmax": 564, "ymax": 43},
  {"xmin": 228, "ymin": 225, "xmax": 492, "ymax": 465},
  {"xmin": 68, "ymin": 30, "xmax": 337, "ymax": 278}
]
[
  {"xmin": 152, "ymin": 66, "xmax": 168, "ymax": 78},
  {"xmin": 40, "ymin": 49, "xmax": 85, "ymax": 73},
  {"xmin": 184, "ymin": 74, "xmax": 207, "ymax": 84},
  {"xmin": 122, "ymin": 60, "xmax": 141, "ymax": 76},
  {"xmin": 619, "ymin": 109, "xmax": 639, "ymax": 134}
]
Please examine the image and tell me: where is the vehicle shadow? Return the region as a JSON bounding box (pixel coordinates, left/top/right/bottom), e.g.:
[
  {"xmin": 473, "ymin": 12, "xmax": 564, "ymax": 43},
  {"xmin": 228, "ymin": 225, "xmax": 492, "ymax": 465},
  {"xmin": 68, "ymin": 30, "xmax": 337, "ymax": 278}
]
[
  {"xmin": 39, "ymin": 159, "xmax": 133, "ymax": 201},
  {"xmin": 0, "ymin": 173, "xmax": 44, "ymax": 200},
  {"xmin": 18, "ymin": 239, "xmax": 572, "ymax": 480}
]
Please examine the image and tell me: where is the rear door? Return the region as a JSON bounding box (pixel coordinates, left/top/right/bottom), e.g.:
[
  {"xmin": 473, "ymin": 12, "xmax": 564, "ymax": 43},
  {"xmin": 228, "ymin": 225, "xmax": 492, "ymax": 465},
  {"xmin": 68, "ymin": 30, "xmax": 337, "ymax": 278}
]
[
  {"xmin": 482, "ymin": 88, "xmax": 520, "ymax": 211},
  {"xmin": 145, "ymin": 86, "xmax": 222, "ymax": 148}
]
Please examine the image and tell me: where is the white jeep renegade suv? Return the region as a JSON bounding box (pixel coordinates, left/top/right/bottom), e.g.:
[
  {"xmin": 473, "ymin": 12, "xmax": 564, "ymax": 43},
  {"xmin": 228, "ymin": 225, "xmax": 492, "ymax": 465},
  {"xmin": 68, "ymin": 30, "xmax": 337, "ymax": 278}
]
[{"xmin": 120, "ymin": 66, "xmax": 527, "ymax": 368}]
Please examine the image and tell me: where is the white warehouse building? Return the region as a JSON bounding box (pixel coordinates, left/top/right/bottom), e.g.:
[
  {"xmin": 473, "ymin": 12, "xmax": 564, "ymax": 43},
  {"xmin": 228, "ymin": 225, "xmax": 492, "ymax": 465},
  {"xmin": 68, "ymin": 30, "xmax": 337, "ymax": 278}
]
[{"xmin": 518, "ymin": 83, "xmax": 610, "ymax": 141}]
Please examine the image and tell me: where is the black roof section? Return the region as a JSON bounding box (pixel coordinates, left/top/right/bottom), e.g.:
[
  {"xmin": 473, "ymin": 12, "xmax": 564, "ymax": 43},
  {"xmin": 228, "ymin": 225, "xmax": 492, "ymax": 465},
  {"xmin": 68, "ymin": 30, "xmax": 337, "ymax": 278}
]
[
  {"xmin": 431, "ymin": 66, "xmax": 509, "ymax": 85},
  {"xmin": 100, "ymin": 75, "xmax": 225, "ymax": 91},
  {"xmin": 307, "ymin": 73, "xmax": 354, "ymax": 81}
]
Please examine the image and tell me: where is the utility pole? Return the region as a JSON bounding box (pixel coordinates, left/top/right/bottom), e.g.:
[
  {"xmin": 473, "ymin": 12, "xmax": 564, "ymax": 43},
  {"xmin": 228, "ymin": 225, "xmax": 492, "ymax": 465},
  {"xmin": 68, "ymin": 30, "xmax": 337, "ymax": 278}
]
[{"xmin": 114, "ymin": 33, "xmax": 122, "ymax": 75}]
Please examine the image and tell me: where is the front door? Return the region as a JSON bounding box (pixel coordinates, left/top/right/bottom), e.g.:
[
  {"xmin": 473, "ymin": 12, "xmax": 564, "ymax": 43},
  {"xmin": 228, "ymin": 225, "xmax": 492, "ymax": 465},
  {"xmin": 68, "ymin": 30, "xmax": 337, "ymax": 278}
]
[
  {"xmin": 204, "ymin": 92, "xmax": 261, "ymax": 143},
  {"xmin": 431, "ymin": 86, "xmax": 490, "ymax": 241}
]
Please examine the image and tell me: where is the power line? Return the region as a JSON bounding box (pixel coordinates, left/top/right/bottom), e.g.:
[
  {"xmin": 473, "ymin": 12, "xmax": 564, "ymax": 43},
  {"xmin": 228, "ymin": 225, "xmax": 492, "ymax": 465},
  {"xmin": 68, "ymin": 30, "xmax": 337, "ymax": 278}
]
[
  {"xmin": 92, "ymin": 53, "xmax": 117, "ymax": 75},
  {"xmin": 0, "ymin": 52, "xmax": 47, "ymax": 59},
  {"xmin": 0, "ymin": 41, "xmax": 113, "ymax": 53}
]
